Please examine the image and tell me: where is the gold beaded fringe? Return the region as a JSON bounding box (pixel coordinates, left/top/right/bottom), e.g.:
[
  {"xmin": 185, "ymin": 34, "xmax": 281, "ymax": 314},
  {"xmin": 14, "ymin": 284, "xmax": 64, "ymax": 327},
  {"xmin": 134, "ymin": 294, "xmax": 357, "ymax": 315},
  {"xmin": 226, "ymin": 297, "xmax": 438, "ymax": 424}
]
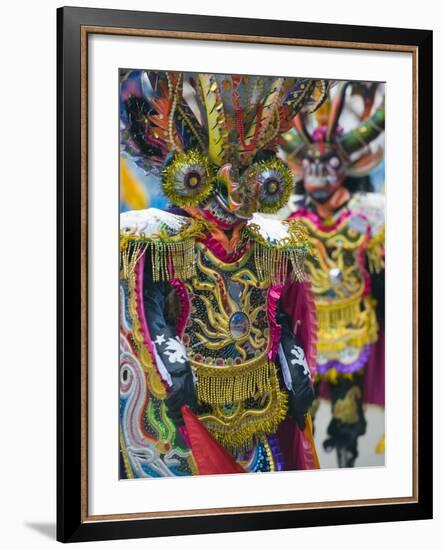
[
  {"xmin": 254, "ymin": 243, "xmax": 308, "ymax": 284},
  {"xmin": 316, "ymin": 295, "xmax": 362, "ymax": 331},
  {"xmin": 120, "ymin": 238, "xmax": 196, "ymax": 282},
  {"xmin": 316, "ymin": 296, "xmax": 378, "ymax": 354},
  {"xmin": 248, "ymin": 218, "xmax": 310, "ymax": 284},
  {"xmin": 199, "ymin": 372, "xmax": 288, "ymax": 455},
  {"xmin": 192, "ymin": 356, "xmax": 275, "ymax": 405},
  {"xmin": 121, "ymin": 240, "xmax": 147, "ymax": 280},
  {"xmin": 150, "ymin": 239, "xmax": 196, "ymax": 281}
]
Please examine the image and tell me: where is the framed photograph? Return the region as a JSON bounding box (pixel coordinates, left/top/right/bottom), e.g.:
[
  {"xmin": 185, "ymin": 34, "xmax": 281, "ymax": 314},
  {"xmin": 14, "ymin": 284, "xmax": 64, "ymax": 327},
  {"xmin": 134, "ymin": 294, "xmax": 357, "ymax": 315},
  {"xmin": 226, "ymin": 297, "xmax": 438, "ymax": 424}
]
[{"xmin": 57, "ymin": 6, "xmax": 433, "ymax": 543}]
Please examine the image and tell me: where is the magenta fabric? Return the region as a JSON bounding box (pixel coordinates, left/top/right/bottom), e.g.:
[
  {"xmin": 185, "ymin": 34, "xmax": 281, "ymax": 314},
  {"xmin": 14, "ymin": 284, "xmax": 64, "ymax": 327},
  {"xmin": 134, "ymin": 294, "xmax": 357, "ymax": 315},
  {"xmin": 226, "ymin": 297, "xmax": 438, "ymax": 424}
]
[
  {"xmin": 267, "ymin": 284, "xmax": 284, "ymax": 361},
  {"xmin": 198, "ymin": 233, "xmax": 251, "ymax": 262},
  {"xmin": 277, "ymin": 417, "xmax": 318, "ymax": 470},
  {"xmin": 364, "ymin": 325, "xmax": 385, "ymax": 406},
  {"xmin": 134, "ymin": 253, "xmax": 155, "ymax": 357},
  {"xmin": 170, "ymin": 278, "xmax": 191, "ymax": 338},
  {"xmin": 281, "ymin": 281, "xmax": 318, "ymax": 379},
  {"xmin": 291, "ymin": 208, "xmax": 351, "ymax": 233}
]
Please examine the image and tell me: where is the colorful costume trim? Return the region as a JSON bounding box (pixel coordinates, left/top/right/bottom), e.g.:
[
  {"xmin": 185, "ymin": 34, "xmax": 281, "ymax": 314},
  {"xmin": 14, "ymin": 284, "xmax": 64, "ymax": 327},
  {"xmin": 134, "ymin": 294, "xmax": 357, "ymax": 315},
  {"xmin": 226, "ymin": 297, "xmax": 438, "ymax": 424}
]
[{"xmin": 119, "ymin": 70, "xmax": 327, "ymax": 476}]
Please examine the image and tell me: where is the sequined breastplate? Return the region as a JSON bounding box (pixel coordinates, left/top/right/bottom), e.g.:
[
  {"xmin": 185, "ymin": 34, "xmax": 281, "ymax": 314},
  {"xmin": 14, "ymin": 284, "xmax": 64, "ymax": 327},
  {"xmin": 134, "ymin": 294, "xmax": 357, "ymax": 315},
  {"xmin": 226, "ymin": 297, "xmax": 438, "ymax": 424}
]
[
  {"xmin": 120, "ymin": 208, "xmax": 310, "ymax": 454},
  {"xmin": 186, "ymin": 243, "xmax": 270, "ymax": 365},
  {"xmin": 295, "ymin": 212, "xmax": 377, "ymax": 359},
  {"xmin": 183, "ymin": 242, "xmax": 287, "ymax": 454}
]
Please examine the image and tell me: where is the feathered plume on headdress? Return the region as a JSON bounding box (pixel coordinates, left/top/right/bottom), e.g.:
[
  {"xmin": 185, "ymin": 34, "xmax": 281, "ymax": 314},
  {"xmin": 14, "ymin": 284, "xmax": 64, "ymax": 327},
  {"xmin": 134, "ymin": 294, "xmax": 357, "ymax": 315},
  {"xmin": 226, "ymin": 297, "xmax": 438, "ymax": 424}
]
[{"xmin": 120, "ymin": 70, "xmax": 330, "ymax": 175}]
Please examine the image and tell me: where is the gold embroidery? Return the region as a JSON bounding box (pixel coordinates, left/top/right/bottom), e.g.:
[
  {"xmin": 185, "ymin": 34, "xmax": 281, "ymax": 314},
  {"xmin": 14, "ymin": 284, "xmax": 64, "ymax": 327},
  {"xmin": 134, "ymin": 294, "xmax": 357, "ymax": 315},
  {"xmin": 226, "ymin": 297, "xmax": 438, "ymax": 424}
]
[
  {"xmin": 247, "ymin": 219, "xmax": 310, "ymax": 284},
  {"xmin": 316, "ymin": 294, "xmax": 363, "ymax": 331},
  {"xmin": 119, "ymin": 428, "xmax": 133, "ymax": 479},
  {"xmin": 192, "ymin": 355, "xmax": 275, "ymax": 405},
  {"xmin": 367, "ymin": 228, "xmax": 385, "ymax": 274},
  {"xmin": 317, "ymin": 296, "xmax": 378, "ymax": 354},
  {"xmin": 197, "ymin": 363, "xmax": 288, "ymax": 454},
  {"xmin": 124, "ymin": 269, "xmax": 167, "ymax": 400},
  {"xmin": 333, "ymin": 387, "xmax": 361, "ymax": 424},
  {"xmin": 188, "ymin": 246, "xmax": 268, "ymax": 361},
  {"xmin": 262, "ymin": 437, "xmax": 276, "ymax": 472},
  {"xmin": 297, "ymin": 216, "xmax": 379, "ymax": 355},
  {"xmin": 120, "ymin": 218, "xmax": 209, "ymax": 282},
  {"xmin": 185, "ymin": 243, "xmax": 287, "ymax": 453}
]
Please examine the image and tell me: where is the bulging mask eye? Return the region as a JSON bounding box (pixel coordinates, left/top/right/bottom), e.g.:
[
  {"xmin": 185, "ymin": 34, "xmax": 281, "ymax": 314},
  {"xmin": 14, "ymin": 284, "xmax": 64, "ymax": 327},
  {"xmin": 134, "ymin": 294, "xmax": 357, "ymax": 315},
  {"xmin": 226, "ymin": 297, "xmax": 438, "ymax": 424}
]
[
  {"xmin": 253, "ymin": 158, "xmax": 294, "ymax": 214},
  {"xmin": 162, "ymin": 150, "xmax": 215, "ymax": 207},
  {"xmin": 329, "ymin": 156, "xmax": 340, "ymax": 168}
]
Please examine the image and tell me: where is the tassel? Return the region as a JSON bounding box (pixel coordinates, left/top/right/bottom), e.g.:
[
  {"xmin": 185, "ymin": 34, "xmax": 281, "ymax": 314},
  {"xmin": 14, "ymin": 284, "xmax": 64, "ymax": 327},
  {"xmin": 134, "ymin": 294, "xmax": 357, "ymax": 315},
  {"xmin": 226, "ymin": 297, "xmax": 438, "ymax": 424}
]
[
  {"xmin": 192, "ymin": 357, "xmax": 275, "ymax": 405},
  {"xmin": 316, "ymin": 296, "xmax": 378, "ymax": 353},
  {"xmin": 197, "ymin": 367, "xmax": 289, "ymax": 455},
  {"xmin": 289, "ymin": 248, "xmax": 308, "ymax": 281},
  {"xmin": 150, "ymin": 239, "xmax": 197, "ymax": 282},
  {"xmin": 120, "ymin": 240, "xmax": 149, "ymax": 280},
  {"xmin": 316, "ymin": 296, "xmax": 362, "ymax": 331},
  {"xmin": 249, "ymin": 219, "xmax": 309, "ymax": 284},
  {"xmin": 120, "ymin": 238, "xmax": 197, "ymax": 282},
  {"xmin": 254, "ymin": 243, "xmax": 308, "ymax": 285},
  {"xmin": 120, "ymin": 217, "xmax": 208, "ymax": 282}
]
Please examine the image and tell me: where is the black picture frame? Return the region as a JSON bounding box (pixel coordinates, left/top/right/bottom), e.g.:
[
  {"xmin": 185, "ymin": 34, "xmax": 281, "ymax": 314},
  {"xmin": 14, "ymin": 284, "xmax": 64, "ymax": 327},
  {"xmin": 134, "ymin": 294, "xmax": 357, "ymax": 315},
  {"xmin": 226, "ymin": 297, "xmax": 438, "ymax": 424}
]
[{"xmin": 57, "ymin": 6, "xmax": 433, "ymax": 543}]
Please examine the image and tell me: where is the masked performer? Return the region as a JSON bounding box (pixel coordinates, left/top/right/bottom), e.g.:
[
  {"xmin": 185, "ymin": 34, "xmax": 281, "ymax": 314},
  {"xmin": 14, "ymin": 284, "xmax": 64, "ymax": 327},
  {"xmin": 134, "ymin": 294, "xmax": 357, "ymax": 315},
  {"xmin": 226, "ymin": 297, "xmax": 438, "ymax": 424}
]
[
  {"xmin": 282, "ymin": 82, "xmax": 385, "ymax": 467},
  {"xmin": 119, "ymin": 71, "xmax": 327, "ymax": 478}
]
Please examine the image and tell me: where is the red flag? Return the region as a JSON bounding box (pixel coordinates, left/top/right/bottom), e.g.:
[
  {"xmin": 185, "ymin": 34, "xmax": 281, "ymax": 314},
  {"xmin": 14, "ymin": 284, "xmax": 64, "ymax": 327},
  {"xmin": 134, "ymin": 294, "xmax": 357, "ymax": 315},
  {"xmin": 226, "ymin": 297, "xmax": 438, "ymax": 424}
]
[{"xmin": 181, "ymin": 406, "xmax": 245, "ymax": 475}]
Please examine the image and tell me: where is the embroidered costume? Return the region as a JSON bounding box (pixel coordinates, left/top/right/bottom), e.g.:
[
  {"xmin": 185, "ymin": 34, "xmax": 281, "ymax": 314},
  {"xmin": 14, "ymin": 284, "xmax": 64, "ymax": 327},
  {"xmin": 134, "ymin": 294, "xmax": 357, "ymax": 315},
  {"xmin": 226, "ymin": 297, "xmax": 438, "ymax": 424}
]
[
  {"xmin": 119, "ymin": 71, "xmax": 326, "ymax": 477},
  {"xmin": 282, "ymin": 82, "xmax": 385, "ymax": 467}
]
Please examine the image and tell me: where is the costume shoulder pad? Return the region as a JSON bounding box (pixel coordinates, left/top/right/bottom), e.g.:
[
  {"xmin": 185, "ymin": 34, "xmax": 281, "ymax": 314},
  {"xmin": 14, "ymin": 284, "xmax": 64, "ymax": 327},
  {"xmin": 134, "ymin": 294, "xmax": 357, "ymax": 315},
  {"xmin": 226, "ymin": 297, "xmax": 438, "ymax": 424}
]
[
  {"xmin": 348, "ymin": 192, "xmax": 385, "ymax": 238},
  {"xmin": 287, "ymin": 194, "xmax": 307, "ymax": 216},
  {"xmin": 247, "ymin": 213, "xmax": 310, "ymax": 283},
  {"xmin": 120, "ymin": 209, "xmax": 206, "ymax": 282},
  {"xmin": 247, "ymin": 213, "xmax": 308, "ymax": 248},
  {"xmin": 120, "ymin": 208, "xmax": 205, "ymax": 241}
]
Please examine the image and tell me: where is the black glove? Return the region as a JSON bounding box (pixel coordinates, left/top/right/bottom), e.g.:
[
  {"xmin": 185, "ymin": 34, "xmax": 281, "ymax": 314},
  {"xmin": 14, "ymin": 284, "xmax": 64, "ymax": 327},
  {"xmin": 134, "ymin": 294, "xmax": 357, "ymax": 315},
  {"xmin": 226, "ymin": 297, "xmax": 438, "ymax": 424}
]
[
  {"xmin": 151, "ymin": 326, "xmax": 198, "ymax": 427},
  {"xmin": 277, "ymin": 311, "xmax": 315, "ymax": 430},
  {"xmin": 286, "ymin": 356, "xmax": 315, "ymax": 430},
  {"xmin": 142, "ymin": 266, "xmax": 198, "ymax": 427},
  {"xmin": 323, "ymin": 375, "xmax": 367, "ymax": 467}
]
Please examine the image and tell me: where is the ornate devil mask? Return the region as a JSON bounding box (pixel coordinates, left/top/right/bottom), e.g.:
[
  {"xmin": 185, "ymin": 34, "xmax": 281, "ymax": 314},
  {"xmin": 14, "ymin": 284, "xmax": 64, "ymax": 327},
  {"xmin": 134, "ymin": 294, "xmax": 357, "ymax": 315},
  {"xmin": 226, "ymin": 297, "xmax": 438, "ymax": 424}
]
[
  {"xmin": 120, "ymin": 71, "xmax": 329, "ymax": 229},
  {"xmin": 282, "ymin": 82, "xmax": 385, "ymax": 204}
]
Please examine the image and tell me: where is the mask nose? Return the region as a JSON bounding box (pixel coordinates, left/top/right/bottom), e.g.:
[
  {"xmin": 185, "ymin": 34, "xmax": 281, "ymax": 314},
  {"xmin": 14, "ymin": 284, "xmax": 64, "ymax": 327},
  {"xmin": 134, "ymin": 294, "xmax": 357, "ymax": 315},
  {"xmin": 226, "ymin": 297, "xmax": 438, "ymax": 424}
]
[
  {"xmin": 216, "ymin": 164, "xmax": 259, "ymax": 219},
  {"xmin": 216, "ymin": 164, "xmax": 242, "ymax": 211}
]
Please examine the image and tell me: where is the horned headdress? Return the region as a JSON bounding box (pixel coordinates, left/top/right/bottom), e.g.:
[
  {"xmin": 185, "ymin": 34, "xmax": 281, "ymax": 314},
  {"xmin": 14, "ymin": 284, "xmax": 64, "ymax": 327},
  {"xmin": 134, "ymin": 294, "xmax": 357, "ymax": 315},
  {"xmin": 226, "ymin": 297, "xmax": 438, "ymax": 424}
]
[
  {"xmin": 120, "ymin": 71, "xmax": 329, "ymax": 213},
  {"xmin": 281, "ymin": 81, "xmax": 385, "ymax": 179}
]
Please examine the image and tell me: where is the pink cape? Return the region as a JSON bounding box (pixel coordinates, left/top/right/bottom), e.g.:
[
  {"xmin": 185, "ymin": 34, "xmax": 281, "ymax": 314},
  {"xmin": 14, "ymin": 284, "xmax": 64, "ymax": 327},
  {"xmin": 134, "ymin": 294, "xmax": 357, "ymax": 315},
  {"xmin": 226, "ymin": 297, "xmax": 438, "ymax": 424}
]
[
  {"xmin": 277, "ymin": 280, "xmax": 320, "ymax": 469},
  {"xmin": 364, "ymin": 325, "xmax": 385, "ymax": 406}
]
